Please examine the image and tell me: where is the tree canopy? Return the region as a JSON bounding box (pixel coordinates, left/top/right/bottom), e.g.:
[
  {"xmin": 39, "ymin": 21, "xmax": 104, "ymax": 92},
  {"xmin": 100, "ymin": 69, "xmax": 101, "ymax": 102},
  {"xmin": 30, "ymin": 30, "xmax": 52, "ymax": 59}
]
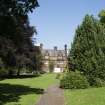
[
  {"xmin": 0, "ymin": 0, "xmax": 39, "ymax": 16},
  {"xmin": 68, "ymin": 11, "xmax": 105, "ymax": 86},
  {"xmin": 0, "ymin": 0, "xmax": 43, "ymax": 76}
]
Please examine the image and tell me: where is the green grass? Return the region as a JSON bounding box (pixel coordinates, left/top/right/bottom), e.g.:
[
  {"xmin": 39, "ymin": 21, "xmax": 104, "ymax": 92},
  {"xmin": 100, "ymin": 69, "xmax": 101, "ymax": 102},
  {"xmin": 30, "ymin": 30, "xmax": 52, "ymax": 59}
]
[
  {"xmin": 65, "ymin": 87, "xmax": 105, "ymax": 105},
  {"xmin": 0, "ymin": 73, "xmax": 58, "ymax": 105}
]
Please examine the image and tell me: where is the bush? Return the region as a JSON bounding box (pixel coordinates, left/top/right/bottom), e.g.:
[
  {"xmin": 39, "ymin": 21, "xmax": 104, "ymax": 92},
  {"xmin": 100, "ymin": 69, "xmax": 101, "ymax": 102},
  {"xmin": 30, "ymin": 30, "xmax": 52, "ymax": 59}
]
[
  {"xmin": 87, "ymin": 76, "xmax": 105, "ymax": 87},
  {"xmin": 0, "ymin": 68, "xmax": 8, "ymax": 76},
  {"xmin": 92, "ymin": 78, "xmax": 105, "ymax": 87},
  {"xmin": 56, "ymin": 73, "xmax": 62, "ymax": 79},
  {"xmin": 60, "ymin": 71, "xmax": 89, "ymax": 89}
]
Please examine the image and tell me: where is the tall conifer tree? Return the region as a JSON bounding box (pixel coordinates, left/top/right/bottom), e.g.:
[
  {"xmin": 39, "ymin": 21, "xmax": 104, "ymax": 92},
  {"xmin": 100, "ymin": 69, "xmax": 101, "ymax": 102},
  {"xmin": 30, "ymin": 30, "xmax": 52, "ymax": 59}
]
[{"xmin": 68, "ymin": 15, "xmax": 105, "ymax": 84}]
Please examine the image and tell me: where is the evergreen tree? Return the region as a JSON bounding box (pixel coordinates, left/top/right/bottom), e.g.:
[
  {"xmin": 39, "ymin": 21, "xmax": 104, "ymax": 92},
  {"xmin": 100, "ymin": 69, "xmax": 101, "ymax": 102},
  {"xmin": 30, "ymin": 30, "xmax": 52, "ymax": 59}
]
[
  {"xmin": 68, "ymin": 15, "xmax": 105, "ymax": 85},
  {"xmin": 99, "ymin": 10, "xmax": 105, "ymax": 24},
  {"xmin": 0, "ymin": 0, "xmax": 41, "ymax": 76}
]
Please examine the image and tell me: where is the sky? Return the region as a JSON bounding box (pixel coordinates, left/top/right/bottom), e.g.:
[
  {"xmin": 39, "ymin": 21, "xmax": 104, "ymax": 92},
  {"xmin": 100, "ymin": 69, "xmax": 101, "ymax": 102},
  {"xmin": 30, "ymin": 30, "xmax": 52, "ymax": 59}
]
[{"xmin": 29, "ymin": 0, "xmax": 105, "ymax": 49}]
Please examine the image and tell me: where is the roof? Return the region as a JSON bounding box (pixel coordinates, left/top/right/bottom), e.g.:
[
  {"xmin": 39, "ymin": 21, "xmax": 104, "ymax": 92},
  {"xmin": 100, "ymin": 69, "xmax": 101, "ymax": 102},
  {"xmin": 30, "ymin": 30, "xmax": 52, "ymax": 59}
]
[{"xmin": 42, "ymin": 49, "xmax": 66, "ymax": 57}]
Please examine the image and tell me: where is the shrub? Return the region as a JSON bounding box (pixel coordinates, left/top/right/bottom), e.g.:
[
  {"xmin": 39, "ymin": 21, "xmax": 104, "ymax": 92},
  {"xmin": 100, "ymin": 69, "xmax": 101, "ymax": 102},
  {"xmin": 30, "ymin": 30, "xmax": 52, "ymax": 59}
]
[
  {"xmin": 87, "ymin": 76, "xmax": 105, "ymax": 87},
  {"xmin": 56, "ymin": 73, "xmax": 63, "ymax": 79},
  {"xmin": 60, "ymin": 71, "xmax": 89, "ymax": 89},
  {"xmin": 92, "ymin": 78, "xmax": 105, "ymax": 87},
  {"xmin": 0, "ymin": 68, "xmax": 8, "ymax": 76}
]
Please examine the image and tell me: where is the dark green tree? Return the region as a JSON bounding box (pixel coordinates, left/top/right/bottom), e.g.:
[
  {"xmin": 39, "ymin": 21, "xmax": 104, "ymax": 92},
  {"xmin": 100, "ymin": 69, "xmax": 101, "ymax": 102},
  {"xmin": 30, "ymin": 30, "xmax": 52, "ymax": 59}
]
[
  {"xmin": 0, "ymin": 0, "xmax": 40, "ymax": 76},
  {"xmin": 68, "ymin": 15, "xmax": 105, "ymax": 85},
  {"xmin": 0, "ymin": 0, "xmax": 39, "ymax": 16},
  {"xmin": 30, "ymin": 46, "xmax": 43, "ymax": 73},
  {"xmin": 99, "ymin": 9, "xmax": 105, "ymax": 24}
]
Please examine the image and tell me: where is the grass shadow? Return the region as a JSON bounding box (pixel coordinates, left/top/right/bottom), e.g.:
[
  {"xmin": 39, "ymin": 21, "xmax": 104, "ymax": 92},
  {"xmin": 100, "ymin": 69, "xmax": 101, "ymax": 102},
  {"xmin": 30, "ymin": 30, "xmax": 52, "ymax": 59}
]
[
  {"xmin": 0, "ymin": 74, "xmax": 41, "ymax": 80},
  {"xmin": 0, "ymin": 83, "xmax": 44, "ymax": 105}
]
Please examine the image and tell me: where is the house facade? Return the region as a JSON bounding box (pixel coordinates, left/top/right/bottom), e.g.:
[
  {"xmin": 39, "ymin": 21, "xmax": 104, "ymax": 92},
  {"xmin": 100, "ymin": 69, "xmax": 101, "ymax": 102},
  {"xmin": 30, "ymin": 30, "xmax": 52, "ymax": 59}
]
[{"xmin": 40, "ymin": 44, "xmax": 68, "ymax": 73}]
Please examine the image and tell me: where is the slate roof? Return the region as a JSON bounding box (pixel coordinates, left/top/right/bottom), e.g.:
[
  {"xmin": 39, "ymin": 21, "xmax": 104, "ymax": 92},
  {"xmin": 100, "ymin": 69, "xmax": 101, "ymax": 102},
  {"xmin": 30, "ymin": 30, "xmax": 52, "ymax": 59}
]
[{"xmin": 42, "ymin": 49, "xmax": 66, "ymax": 57}]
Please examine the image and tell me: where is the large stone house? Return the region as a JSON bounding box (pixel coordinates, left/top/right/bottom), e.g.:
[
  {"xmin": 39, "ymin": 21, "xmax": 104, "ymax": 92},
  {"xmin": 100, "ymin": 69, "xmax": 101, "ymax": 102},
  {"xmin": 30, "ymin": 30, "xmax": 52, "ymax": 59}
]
[{"xmin": 40, "ymin": 44, "xmax": 68, "ymax": 73}]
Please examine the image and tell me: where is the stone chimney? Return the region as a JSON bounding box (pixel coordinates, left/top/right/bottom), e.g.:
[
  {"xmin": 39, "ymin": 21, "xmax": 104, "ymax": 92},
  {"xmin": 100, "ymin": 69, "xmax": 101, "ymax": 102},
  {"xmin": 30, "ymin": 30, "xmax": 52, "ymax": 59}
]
[
  {"xmin": 40, "ymin": 43, "xmax": 43, "ymax": 50},
  {"xmin": 64, "ymin": 44, "xmax": 67, "ymax": 58},
  {"xmin": 54, "ymin": 46, "xmax": 57, "ymax": 51}
]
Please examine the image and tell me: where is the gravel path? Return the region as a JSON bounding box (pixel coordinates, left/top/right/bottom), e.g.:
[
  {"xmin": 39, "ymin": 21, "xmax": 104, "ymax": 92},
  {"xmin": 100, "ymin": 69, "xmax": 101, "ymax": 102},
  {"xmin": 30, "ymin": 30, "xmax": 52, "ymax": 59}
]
[{"xmin": 36, "ymin": 85, "xmax": 65, "ymax": 105}]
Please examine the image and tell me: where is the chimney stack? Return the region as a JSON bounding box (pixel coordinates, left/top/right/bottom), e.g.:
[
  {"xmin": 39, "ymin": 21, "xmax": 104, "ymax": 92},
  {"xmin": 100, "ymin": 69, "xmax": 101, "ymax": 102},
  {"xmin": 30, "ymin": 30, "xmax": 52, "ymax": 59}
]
[
  {"xmin": 54, "ymin": 46, "xmax": 57, "ymax": 51},
  {"xmin": 64, "ymin": 44, "xmax": 67, "ymax": 57},
  {"xmin": 40, "ymin": 43, "xmax": 43, "ymax": 49}
]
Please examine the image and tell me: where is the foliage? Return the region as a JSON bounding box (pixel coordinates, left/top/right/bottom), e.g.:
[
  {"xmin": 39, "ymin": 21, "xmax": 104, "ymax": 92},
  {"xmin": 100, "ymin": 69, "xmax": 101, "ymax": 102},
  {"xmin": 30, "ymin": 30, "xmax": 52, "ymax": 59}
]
[
  {"xmin": 92, "ymin": 78, "xmax": 105, "ymax": 87},
  {"xmin": 60, "ymin": 71, "xmax": 89, "ymax": 89},
  {"xmin": 0, "ymin": 0, "xmax": 39, "ymax": 16},
  {"xmin": 99, "ymin": 9, "xmax": 105, "ymax": 24},
  {"xmin": 0, "ymin": 58, "xmax": 8, "ymax": 76},
  {"xmin": 33, "ymin": 46, "xmax": 43, "ymax": 73},
  {"xmin": 56, "ymin": 73, "xmax": 64, "ymax": 79},
  {"xmin": 0, "ymin": 16, "xmax": 37, "ymax": 75},
  {"xmin": 68, "ymin": 13, "xmax": 105, "ymax": 86},
  {"xmin": 0, "ymin": 58, "xmax": 3, "ymax": 68},
  {"xmin": 0, "ymin": 0, "xmax": 42, "ymax": 76},
  {"xmin": 56, "ymin": 73, "xmax": 61, "ymax": 79}
]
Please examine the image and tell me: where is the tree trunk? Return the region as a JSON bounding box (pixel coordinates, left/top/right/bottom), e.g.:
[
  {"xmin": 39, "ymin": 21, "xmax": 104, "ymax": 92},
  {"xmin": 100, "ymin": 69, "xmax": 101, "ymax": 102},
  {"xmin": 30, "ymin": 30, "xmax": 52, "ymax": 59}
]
[{"xmin": 17, "ymin": 68, "xmax": 20, "ymax": 76}]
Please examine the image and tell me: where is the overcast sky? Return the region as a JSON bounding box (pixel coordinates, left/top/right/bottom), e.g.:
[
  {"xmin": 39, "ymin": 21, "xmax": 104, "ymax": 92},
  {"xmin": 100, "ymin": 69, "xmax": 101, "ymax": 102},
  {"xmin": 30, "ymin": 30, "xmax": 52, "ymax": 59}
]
[{"xmin": 29, "ymin": 0, "xmax": 105, "ymax": 49}]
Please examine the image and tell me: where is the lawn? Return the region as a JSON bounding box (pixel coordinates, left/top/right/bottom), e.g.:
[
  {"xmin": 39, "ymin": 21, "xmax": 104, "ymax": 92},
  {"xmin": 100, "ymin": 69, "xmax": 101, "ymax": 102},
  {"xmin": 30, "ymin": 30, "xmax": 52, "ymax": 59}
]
[
  {"xmin": 65, "ymin": 87, "xmax": 105, "ymax": 105},
  {"xmin": 0, "ymin": 73, "xmax": 58, "ymax": 105}
]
